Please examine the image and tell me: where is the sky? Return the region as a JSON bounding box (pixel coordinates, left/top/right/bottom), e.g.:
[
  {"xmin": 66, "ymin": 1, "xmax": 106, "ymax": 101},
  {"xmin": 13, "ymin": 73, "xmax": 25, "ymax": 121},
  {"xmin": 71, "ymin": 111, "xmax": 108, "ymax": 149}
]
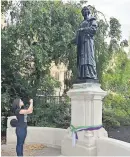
[{"xmin": 63, "ymin": 0, "xmax": 130, "ymax": 40}]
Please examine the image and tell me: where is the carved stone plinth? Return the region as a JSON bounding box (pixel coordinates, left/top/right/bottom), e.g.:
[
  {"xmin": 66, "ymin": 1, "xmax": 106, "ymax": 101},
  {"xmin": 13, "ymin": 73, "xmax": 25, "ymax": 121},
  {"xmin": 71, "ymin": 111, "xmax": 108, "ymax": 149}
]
[{"xmin": 61, "ymin": 83, "xmax": 108, "ymax": 156}]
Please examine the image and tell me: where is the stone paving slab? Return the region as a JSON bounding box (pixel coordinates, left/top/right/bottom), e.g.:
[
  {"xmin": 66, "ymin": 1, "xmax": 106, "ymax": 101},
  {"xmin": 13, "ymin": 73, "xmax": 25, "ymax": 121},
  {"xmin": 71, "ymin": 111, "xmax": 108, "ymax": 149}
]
[{"xmin": 1, "ymin": 144, "xmax": 61, "ymax": 156}]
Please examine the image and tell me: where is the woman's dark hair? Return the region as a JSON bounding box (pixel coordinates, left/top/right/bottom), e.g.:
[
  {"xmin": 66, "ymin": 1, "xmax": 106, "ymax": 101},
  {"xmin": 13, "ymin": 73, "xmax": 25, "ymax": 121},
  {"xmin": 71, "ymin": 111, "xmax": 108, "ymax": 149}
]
[{"xmin": 12, "ymin": 98, "xmax": 20, "ymax": 113}]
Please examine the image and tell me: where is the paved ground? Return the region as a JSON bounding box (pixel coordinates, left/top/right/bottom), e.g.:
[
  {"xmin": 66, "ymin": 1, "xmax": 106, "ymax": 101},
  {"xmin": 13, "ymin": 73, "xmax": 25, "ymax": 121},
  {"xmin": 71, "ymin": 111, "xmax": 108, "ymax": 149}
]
[{"xmin": 1, "ymin": 144, "xmax": 61, "ymax": 156}]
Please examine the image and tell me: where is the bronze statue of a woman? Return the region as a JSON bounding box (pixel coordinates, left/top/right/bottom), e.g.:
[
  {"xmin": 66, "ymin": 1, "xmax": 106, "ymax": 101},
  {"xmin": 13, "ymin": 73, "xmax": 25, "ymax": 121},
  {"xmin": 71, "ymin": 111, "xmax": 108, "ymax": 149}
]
[{"xmin": 72, "ymin": 6, "xmax": 98, "ymax": 83}]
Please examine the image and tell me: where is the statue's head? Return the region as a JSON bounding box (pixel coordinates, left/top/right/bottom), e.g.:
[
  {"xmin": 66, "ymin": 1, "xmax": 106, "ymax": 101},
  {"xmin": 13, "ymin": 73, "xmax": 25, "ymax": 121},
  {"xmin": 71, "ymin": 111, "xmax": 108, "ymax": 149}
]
[{"xmin": 81, "ymin": 6, "xmax": 90, "ymax": 17}]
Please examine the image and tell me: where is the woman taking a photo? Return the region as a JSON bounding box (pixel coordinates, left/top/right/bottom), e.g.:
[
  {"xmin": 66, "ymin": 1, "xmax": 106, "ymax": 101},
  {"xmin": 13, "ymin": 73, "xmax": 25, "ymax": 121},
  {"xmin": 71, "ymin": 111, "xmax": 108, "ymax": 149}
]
[{"xmin": 12, "ymin": 98, "xmax": 33, "ymax": 156}]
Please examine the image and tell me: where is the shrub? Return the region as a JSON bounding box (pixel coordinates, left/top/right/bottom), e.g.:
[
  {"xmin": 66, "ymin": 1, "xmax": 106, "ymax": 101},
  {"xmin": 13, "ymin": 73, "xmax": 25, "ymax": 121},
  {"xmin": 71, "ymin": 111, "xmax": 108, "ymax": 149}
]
[{"xmin": 28, "ymin": 96, "xmax": 71, "ymax": 129}]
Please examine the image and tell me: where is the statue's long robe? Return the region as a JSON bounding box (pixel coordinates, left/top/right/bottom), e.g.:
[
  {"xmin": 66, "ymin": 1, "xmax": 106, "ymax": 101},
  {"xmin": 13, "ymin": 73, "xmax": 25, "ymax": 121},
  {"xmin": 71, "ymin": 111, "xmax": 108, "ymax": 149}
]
[{"xmin": 75, "ymin": 17, "xmax": 97, "ymax": 79}]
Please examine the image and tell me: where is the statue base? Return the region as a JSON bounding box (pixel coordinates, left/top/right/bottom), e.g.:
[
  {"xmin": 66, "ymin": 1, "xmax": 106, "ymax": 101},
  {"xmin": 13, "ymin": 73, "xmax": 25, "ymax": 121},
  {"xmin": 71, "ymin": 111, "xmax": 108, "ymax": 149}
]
[
  {"xmin": 61, "ymin": 128, "xmax": 108, "ymax": 156},
  {"xmin": 61, "ymin": 82, "xmax": 108, "ymax": 156},
  {"xmin": 74, "ymin": 78, "xmax": 99, "ymax": 84}
]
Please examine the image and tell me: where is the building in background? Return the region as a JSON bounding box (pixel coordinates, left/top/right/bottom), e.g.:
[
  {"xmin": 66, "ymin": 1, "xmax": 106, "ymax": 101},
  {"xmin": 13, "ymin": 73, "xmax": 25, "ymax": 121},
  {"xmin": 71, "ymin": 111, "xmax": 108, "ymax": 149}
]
[{"xmin": 50, "ymin": 62, "xmax": 70, "ymax": 96}]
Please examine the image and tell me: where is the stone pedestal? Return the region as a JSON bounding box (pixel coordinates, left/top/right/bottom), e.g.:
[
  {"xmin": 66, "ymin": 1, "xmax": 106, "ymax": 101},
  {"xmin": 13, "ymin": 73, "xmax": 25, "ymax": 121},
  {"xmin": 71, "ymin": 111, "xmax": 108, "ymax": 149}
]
[
  {"xmin": 61, "ymin": 83, "xmax": 108, "ymax": 156},
  {"xmin": 7, "ymin": 116, "xmax": 16, "ymax": 128}
]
